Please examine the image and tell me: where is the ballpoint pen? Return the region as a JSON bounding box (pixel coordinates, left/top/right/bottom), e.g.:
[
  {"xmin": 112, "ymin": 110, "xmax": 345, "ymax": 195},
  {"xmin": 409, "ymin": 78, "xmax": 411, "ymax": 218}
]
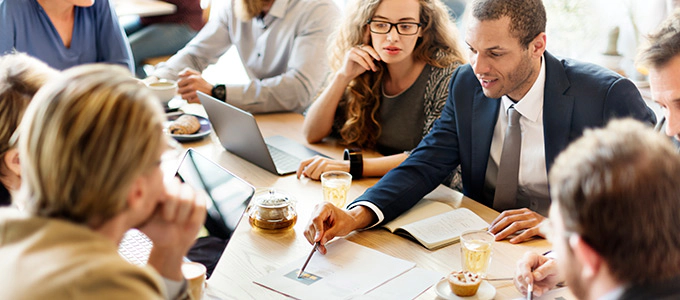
[
  {"xmin": 527, "ymin": 281, "xmax": 534, "ymax": 300},
  {"xmin": 297, "ymin": 242, "xmax": 320, "ymax": 278}
]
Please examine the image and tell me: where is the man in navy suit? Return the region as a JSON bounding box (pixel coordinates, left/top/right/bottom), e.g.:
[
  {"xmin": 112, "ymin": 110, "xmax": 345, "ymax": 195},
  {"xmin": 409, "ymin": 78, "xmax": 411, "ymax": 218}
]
[{"xmin": 304, "ymin": 0, "xmax": 656, "ymax": 253}]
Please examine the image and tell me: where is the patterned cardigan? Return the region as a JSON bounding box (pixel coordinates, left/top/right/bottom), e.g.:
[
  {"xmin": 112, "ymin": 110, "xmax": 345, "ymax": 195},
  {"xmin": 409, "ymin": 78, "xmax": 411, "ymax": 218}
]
[{"xmin": 332, "ymin": 62, "xmax": 464, "ymax": 191}]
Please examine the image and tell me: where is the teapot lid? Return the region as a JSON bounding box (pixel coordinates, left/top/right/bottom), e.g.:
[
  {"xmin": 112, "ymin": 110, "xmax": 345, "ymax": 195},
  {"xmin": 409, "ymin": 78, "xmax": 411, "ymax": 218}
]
[{"xmin": 253, "ymin": 188, "xmax": 292, "ymax": 208}]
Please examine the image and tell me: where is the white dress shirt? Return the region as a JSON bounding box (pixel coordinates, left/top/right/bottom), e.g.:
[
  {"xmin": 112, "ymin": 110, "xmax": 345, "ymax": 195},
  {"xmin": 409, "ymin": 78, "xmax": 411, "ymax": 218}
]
[
  {"xmin": 488, "ymin": 56, "xmax": 550, "ymax": 210},
  {"xmin": 353, "ymin": 58, "xmax": 551, "ymax": 226},
  {"xmin": 152, "ymin": 0, "xmax": 340, "ymax": 113}
]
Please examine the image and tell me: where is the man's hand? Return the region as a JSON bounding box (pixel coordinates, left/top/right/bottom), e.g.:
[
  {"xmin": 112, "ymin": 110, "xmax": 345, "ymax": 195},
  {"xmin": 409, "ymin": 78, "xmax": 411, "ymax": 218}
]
[
  {"xmin": 177, "ymin": 68, "xmax": 213, "ymax": 103},
  {"xmin": 296, "ymin": 156, "xmax": 350, "ymax": 180},
  {"xmin": 140, "ymin": 179, "xmax": 207, "ymax": 280},
  {"xmin": 489, "ymin": 208, "xmax": 545, "ymax": 243},
  {"xmin": 304, "ymin": 204, "xmax": 375, "ymax": 254},
  {"xmin": 514, "ymin": 251, "xmax": 563, "ymax": 297}
]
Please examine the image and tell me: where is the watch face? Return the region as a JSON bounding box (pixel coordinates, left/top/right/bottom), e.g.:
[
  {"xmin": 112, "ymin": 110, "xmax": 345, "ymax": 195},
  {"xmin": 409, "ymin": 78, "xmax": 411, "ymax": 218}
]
[{"xmin": 212, "ymin": 85, "xmax": 226, "ymax": 101}]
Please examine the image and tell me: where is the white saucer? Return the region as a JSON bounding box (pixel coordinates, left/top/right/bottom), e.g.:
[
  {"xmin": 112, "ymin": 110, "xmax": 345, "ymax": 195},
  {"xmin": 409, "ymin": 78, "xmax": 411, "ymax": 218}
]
[{"xmin": 435, "ymin": 279, "xmax": 496, "ymax": 300}]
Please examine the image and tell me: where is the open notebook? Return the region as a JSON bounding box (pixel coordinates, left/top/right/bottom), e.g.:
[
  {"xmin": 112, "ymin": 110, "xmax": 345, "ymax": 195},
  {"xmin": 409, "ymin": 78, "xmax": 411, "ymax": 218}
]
[{"xmin": 118, "ymin": 149, "xmax": 255, "ymax": 265}]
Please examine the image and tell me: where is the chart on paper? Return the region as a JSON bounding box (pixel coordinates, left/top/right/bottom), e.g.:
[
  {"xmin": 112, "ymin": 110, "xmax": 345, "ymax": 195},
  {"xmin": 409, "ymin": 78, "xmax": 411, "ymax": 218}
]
[{"xmin": 254, "ymin": 239, "xmax": 417, "ymax": 299}]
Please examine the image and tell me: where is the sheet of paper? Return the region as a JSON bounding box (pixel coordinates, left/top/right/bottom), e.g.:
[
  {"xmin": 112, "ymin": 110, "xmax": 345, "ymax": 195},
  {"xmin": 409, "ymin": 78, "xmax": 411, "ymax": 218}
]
[
  {"xmin": 254, "ymin": 239, "xmax": 416, "ymax": 299},
  {"xmin": 359, "ymin": 268, "xmax": 443, "ymax": 300}
]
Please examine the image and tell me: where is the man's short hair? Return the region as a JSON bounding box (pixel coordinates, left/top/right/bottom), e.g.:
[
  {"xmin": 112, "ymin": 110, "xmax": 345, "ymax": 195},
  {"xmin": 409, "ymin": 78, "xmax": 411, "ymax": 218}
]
[
  {"xmin": 549, "ymin": 119, "xmax": 680, "ymax": 285},
  {"xmin": 637, "ymin": 9, "xmax": 680, "ymax": 69},
  {"xmin": 470, "ymin": 0, "xmax": 546, "ymax": 48}
]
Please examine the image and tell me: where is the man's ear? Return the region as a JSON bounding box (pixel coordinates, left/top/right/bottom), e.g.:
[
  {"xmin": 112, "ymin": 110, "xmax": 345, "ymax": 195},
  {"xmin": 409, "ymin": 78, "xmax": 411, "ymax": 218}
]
[
  {"xmin": 4, "ymin": 148, "xmax": 21, "ymax": 177},
  {"xmin": 570, "ymin": 235, "xmax": 603, "ymax": 280},
  {"xmin": 529, "ymin": 32, "xmax": 547, "ymax": 58}
]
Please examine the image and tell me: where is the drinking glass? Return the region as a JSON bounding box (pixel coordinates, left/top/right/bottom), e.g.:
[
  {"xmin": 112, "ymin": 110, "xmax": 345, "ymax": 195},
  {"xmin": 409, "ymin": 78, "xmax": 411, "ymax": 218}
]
[
  {"xmin": 321, "ymin": 171, "xmax": 352, "ymax": 208},
  {"xmin": 460, "ymin": 230, "xmax": 494, "ymax": 277}
]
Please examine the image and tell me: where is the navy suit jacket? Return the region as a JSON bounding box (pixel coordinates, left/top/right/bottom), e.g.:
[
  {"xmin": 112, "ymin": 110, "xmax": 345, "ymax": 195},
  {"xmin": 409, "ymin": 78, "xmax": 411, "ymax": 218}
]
[{"xmin": 351, "ymin": 51, "xmax": 656, "ymax": 223}]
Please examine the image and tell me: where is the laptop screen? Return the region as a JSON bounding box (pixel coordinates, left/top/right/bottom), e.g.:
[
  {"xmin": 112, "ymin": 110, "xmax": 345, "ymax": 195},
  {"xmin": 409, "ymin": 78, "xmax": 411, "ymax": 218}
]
[{"xmin": 176, "ymin": 149, "xmax": 255, "ymax": 240}]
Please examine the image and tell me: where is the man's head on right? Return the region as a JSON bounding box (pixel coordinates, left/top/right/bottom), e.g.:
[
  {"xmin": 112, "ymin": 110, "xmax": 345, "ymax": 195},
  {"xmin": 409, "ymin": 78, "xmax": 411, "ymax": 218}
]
[
  {"xmin": 637, "ymin": 10, "xmax": 680, "ymax": 141},
  {"xmin": 548, "ymin": 119, "xmax": 680, "ymax": 299},
  {"xmin": 17, "ymin": 64, "xmax": 167, "ymax": 227},
  {"xmin": 465, "ymin": 0, "xmax": 547, "ymax": 100}
]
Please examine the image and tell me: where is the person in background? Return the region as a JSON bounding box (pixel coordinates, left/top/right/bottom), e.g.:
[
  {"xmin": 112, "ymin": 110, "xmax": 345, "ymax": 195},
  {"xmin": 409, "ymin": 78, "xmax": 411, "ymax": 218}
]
[
  {"xmin": 124, "ymin": 0, "xmax": 206, "ymax": 78},
  {"xmin": 296, "ymin": 0, "xmax": 465, "ymax": 185},
  {"xmin": 303, "ymin": 0, "xmax": 656, "ymax": 255},
  {"xmin": 148, "ymin": 0, "xmax": 340, "ymax": 113},
  {"xmin": 637, "ymin": 8, "xmax": 680, "ymax": 148},
  {"xmin": 513, "ymin": 119, "xmax": 680, "ymax": 300},
  {"xmin": 0, "ymin": 64, "xmax": 205, "ymax": 299},
  {"xmin": 0, "ymin": 53, "xmax": 58, "ymax": 207},
  {"xmin": 0, "ymin": 0, "xmax": 133, "ymax": 72}
]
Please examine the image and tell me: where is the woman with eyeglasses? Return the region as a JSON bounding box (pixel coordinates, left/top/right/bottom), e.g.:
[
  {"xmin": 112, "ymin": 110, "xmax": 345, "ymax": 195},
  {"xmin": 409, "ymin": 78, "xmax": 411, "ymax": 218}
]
[
  {"xmin": 0, "ymin": 53, "xmax": 58, "ymax": 206},
  {"xmin": 297, "ymin": 0, "xmax": 465, "ymax": 185}
]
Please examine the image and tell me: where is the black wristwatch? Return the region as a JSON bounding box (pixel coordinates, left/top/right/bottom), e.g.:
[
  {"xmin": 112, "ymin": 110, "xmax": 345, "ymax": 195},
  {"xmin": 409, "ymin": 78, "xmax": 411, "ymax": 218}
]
[
  {"xmin": 211, "ymin": 84, "xmax": 226, "ymax": 101},
  {"xmin": 343, "ymin": 148, "xmax": 363, "ymax": 179}
]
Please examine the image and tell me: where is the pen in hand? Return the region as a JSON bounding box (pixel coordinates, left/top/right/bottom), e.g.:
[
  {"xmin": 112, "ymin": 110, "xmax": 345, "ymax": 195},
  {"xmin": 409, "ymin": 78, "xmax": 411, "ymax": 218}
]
[
  {"xmin": 297, "ymin": 242, "xmax": 320, "ymax": 278},
  {"xmin": 527, "ymin": 280, "xmax": 534, "ymax": 300}
]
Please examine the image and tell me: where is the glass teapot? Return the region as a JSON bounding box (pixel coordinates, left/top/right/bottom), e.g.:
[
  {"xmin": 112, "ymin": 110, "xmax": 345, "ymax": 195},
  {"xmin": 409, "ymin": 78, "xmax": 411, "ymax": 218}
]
[{"xmin": 247, "ymin": 188, "xmax": 297, "ymax": 231}]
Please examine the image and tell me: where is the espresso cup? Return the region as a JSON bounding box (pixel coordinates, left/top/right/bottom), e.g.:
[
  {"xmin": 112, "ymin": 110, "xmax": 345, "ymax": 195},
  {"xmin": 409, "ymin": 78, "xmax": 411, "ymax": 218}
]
[
  {"xmin": 146, "ymin": 79, "xmax": 177, "ymax": 106},
  {"xmin": 182, "ymin": 261, "xmax": 206, "ymax": 299}
]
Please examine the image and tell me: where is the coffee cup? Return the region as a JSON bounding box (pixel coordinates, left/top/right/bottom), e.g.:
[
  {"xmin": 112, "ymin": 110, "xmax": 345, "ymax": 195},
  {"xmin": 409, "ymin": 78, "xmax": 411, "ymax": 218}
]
[
  {"xmin": 182, "ymin": 261, "xmax": 206, "ymax": 299},
  {"xmin": 146, "ymin": 79, "xmax": 177, "ymax": 106}
]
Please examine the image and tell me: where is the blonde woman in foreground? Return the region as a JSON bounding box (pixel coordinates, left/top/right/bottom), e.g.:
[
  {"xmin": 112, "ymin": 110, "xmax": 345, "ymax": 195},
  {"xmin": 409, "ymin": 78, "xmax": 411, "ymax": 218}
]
[{"xmin": 0, "ymin": 65, "xmax": 205, "ymax": 299}]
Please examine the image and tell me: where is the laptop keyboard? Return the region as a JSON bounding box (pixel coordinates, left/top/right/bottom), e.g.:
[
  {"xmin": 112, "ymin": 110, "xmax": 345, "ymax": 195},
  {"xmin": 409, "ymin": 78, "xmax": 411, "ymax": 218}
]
[
  {"xmin": 118, "ymin": 229, "xmax": 153, "ymax": 265},
  {"xmin": 267, "ymin": 144, "xmax": 301, "ymax": 172}
]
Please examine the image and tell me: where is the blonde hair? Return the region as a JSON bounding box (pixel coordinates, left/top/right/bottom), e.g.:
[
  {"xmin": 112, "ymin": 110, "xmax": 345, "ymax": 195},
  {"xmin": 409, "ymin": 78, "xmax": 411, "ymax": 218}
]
[
  {"xmin": 18, "ymin": 64, "xmax": 166, "ymax": 225},
  {"xmin": 0, "ymin": 53, "xmax": 57, "ymax": 169},
  {"xmin": 234, "ymin": 0, "xmax": 271, "ymax": 20},
  {"xmin": 330, "ymin": 0, "xmax": 465, "ymax": 148}
]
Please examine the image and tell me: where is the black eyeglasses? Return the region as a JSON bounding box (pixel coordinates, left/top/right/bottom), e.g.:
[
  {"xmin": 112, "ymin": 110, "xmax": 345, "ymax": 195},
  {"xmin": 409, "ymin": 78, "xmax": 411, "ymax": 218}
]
[{"xmin": 367, "ymin": 20, "xmax": 422, "ymax": 36}]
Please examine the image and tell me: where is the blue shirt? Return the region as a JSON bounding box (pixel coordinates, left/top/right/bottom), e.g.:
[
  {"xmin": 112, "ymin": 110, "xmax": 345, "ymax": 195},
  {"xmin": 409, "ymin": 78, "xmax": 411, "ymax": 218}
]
[{"xmin": 0, "ymin": 0, "xmax": 133, "ymax": 71}]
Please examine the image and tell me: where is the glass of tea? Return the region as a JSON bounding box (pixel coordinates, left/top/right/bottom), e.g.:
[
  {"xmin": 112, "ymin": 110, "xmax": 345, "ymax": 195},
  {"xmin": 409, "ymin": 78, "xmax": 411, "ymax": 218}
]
[
  {"xmin": 321, "ymin": 171, "xmax": 352, "ymax": 208},
  {"xmin": 460, "ymin": 230, "xmax": 494, "ymax": 277}
]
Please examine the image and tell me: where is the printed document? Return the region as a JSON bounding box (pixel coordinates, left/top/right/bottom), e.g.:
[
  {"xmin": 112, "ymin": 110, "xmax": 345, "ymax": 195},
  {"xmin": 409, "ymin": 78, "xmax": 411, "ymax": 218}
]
[{"xmin": 254, "ymin": 239, "xmax": 417, "ymax": 299}]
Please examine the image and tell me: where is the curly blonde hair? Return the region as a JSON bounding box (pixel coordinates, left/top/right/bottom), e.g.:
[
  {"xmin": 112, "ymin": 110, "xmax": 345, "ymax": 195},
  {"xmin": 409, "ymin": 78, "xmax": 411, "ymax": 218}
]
[{"xmin": 329, "ymin": 0, "xmax": 465, "ymax": 149}]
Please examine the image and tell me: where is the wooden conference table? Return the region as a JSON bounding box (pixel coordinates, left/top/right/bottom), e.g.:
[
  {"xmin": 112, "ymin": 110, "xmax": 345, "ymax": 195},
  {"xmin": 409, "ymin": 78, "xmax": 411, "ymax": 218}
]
[{"xmin": 176, "ymin": 104, "xmax": 555, "ymax": 299}]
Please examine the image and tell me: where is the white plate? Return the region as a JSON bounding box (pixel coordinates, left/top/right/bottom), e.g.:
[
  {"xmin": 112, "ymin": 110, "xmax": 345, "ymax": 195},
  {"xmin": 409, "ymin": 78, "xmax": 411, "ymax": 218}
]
[{"xmin": 435, "ymin": 279, "xmax": 496, "ymax": 300}]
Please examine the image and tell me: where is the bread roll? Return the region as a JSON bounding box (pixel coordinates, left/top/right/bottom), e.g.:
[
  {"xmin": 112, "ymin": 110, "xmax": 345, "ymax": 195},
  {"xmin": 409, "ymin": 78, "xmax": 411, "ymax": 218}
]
[{"xmin": 169, "ymin": 114, "xmax": 200, "ymax": 135}]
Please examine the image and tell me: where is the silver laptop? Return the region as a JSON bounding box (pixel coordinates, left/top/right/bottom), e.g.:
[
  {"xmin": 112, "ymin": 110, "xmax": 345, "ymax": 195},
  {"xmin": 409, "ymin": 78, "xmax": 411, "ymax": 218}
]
[
  {"xmin": 119, "ymin": 149, "xmax": 255, "ymax": 265},
  {"xmin": 197, "ymin": 91, "xmax": 327, "ymax": 175}
]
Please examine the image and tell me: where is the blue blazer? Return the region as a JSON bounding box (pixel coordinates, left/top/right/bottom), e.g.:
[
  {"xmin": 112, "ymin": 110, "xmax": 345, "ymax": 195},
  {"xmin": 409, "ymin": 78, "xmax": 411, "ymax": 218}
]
[{"xmin": 351, "ymin": 52, "xmax": 656, "ymax": 223}]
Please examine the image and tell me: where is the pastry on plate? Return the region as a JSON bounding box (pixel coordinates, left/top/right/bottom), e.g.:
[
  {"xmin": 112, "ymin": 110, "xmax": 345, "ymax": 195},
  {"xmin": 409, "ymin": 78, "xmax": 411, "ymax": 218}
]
[
  {"xmin": 169, "ymin": 114, "xmax": 200, "ymax": 135},
  {"xmin": 447, "ymin": 270, "xmax": 482, "ymax": 297}
]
